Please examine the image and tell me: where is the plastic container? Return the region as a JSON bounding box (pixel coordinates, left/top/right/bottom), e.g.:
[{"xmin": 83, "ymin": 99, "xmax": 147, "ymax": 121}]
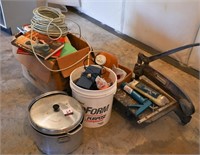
[
  {"xmin": 70, "ymin": 65, "xmax": 117, "ymax": 128},
  {"xmin": 129, "ymin": 80, "xmax": 169, "ymax": 106}
]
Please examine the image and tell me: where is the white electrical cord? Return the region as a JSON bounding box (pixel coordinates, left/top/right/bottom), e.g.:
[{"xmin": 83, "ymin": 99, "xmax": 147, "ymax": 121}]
[
  {"xmin": 31, "ymin": 6, "xmax": 68, "ymax": 40},
  {"xmin": 65, "ymin": 18, "xmax": 82, "ymax": 38},
  {"xmin": 29, "ymin": 6, "xmax": 92, "ymax": 72}
]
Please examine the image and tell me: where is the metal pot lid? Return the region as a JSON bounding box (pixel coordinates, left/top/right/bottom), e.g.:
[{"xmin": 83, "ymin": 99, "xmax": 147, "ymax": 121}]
[{"xmin": 28, "ymin": 91, "xmax": 84, "ymax": 135}]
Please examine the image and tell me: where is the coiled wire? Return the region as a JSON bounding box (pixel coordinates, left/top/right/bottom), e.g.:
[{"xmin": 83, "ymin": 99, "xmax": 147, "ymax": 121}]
[
  {"xmin": 31, "ymin": 6, "xmax": 68, "ymax": 39},
  {"xmin": 30, "ymin": 6, "xmax": 92, "ymax": 72}
]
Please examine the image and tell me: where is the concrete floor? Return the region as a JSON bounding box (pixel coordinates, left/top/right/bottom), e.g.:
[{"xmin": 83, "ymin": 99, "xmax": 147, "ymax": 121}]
[{"xmin": 1, "ymin": 11, "xmax": 199, "ymax": 154}]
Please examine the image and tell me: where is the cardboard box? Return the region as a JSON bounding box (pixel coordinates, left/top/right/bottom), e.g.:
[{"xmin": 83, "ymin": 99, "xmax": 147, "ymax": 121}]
[
  {"xmin": 12, "ymin": 33, "xmax": 90, "ymax": 92},
  {"xmin": 90, "ymin": 51, "xmax": 132, "ymax": 88},
  {"xmin": 21, "ymin": 64, "xmax": 68, "ymax": 92},
  {"xmin": 88, "ymin": 51, "xmax": 132, "ymax": 88},
  {"xmin": 117, "ymin": 64, "xmax": 133, "ymax": 87},
  {"xmin": 57, "ymin": 34, "xmax": 90, "ymax": 78}
]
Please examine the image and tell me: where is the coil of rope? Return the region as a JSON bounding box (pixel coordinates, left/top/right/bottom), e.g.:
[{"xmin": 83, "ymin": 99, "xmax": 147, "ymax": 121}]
[
  {"xmin": 30, "ymin": 6, "xmax": 92, "ymax": 72},
  {"xmin": 31, "ymin": 6, "xmax": 68, "ymax": 39}
]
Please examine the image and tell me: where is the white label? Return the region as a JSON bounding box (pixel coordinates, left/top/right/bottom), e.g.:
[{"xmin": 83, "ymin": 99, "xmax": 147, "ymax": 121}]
[
  {"xmin": 123, "ymin": 85, "xmax": 133, "ymax": 94},
  {"xmin": 61, "ymin": 108, "xmax": 73, "ymax": 116}
]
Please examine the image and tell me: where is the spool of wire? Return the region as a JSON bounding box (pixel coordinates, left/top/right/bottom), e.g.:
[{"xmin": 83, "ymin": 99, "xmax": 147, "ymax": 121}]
[
  {"xmin": 31, "ymin": 6, "xmax": 68, "ymax": 39},
  {"xmin": 29, "ymin": 6, "xmax": 92, "ymax": 72}
]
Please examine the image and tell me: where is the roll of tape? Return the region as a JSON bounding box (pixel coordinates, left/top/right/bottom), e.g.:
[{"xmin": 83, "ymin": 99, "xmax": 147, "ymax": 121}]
[{"xmin": 95, "ymin": 54, "xmax": 107, "ymax": 65}]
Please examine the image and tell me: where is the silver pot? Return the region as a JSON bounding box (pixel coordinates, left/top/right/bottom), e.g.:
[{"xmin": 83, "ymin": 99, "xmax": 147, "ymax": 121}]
[{"xmin": 28, "ymin": 91, "xmax": 84, "ymax": 154}]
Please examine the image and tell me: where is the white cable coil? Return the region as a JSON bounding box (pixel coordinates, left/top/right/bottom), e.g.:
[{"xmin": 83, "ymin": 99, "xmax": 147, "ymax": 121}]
[
  {"xmin": 30, "ymin": 6, "xmax": 92, "ymax": 72},
  {"xmin": 31, "ymin": 6, "xmax": 68, "ymax": 38}
]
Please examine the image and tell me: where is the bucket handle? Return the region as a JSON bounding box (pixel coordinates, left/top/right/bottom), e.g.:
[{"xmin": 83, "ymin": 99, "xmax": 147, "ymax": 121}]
[{"xmin": 68, "ymin": 124, "xmax": 82, "ymax": 136}]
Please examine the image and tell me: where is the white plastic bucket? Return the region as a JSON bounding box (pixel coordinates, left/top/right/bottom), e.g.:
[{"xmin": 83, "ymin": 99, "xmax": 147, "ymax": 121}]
[{"xmin": 70, "ymin": 65, "xmax": 117, "ymax": 128}]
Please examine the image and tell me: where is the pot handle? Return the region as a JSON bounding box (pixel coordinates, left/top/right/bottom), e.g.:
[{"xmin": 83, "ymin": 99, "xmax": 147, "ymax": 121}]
[
  {"xmin": 68, "ymin": 124, "xmax": 82, "ymax": 136},
  {"xmin": 57, "ymin": 135, "xmax": 70, "ymax": 143}
]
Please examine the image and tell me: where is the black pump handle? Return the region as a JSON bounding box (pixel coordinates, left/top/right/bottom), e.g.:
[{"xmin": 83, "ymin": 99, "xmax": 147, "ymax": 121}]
[{"xmin": 147, "ymin": 43, "xmax": 200, "ymax": 63}]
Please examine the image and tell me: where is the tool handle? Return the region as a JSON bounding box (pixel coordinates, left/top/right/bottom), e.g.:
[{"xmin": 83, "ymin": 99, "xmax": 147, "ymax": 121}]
[{"xmin": 148, "ymin": 43, "xmax": 200, "ymax": 63}]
